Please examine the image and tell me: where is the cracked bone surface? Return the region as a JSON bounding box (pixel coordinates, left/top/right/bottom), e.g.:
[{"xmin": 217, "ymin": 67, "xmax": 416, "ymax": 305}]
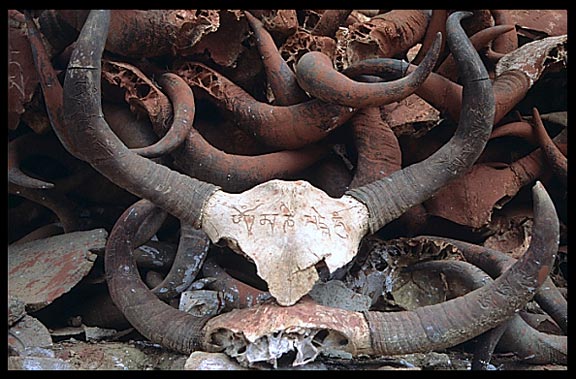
[
  {"xmin": 201, "ymin": 179, "xmax": 369, "ymax": 306},
  {"xmin": 495, "ymin": 34, "xmax": 567, "ymax": 85},
  {"xmin": 202, "ymin": 297, "xmax": 371, "ymax": 368}
]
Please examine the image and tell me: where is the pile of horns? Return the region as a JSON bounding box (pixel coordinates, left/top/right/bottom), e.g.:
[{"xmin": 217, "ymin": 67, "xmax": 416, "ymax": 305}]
[{"xmin": 9, "ymin": 9, "xmax": 566, "ymax": 370}]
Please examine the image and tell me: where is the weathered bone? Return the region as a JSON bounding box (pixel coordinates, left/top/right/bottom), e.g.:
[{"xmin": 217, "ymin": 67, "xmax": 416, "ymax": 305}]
[
  {"xmin": 201, "ymin": 181, "xmax": 559, "ymax": 367},
  {"xmin": 202, "ymin": 297, "xmax": 371, "ymax": 368},
  {"xmin": 201, "ymin": 180, "xmax": 369, "ymax": 306},
  {"xmin": 495, "ymin": 34, "xmax": 567, "ymax": 86}
]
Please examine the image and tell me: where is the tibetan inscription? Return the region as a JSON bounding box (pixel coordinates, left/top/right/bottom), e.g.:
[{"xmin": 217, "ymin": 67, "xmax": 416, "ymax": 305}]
[
  {"xmin": 229, "ymin": 202, "xmax": 353, "ymax": 240},
  {"xmin": 202, "ymin": 179, "xmax": 370, "ymax": 306}
]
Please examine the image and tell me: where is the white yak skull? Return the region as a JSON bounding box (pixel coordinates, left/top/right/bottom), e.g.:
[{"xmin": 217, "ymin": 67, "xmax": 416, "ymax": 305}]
[{"xmin": 201, "ymin": 180, "xmax": 369, "ymax": 306}]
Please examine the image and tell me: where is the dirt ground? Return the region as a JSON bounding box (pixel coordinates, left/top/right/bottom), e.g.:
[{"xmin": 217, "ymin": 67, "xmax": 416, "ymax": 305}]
[{"xmin": 7, "ymin": 336, "xmax": 567, "ymax": 371}]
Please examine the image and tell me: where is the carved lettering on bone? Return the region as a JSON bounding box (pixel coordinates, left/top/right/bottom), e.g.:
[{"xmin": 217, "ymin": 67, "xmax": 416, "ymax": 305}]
[
  {"xmin": 231, "ymin": 204, "xmax": 262, "ymax": 236},
  {"xmin": 202, "ymin": 180, "xmax": 369, "ymax": 306}
]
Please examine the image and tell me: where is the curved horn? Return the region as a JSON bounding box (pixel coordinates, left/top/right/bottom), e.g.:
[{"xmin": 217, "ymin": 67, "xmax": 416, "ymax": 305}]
[
  {"xmin": 177, "ymin": 62, "xmax": 355, "ymax": 150},
  {"xmin": 8, "ymin": 134, "xmax": 56, "ymax": 189},
  {"xmin": 416, "ymin": 235, "xmax": 568, "ymax": 334},
  {"xmin": 407, "ymin": 259, "xmax": 566, "ymax": 365},
  {"xmin": 62, "ymin": 10, "xmax": 219, "ymax": 229},
  {"xmin": 128, "ymin": 73, "xmax": 195, "ymax": 158},
  {"xmin": 345, "ymin": 11, "xmax": 495, "ymax": 234},
  {"xmin": 436, "ymin": 24, "xmax": 516, "ymax": 81},
  {"xmin": 106, "ymin": 199, "xmax": 211, "ymax": 353},
  {"xmin": 244, "ymin": 11, "xmax": 308, "ymax": 105},
  {"xmin": 294, "ymin": 32, "xmax": 442, "ymax": 108},
  {"xmin": 365, "ymin": 180, "xmax": 559, "ymax": 354}
]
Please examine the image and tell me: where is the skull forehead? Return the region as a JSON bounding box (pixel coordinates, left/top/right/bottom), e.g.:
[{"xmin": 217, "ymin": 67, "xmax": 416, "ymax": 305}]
[{"xmin": 202, "ymin": 180, "xmax": 369, "ymax": 305}]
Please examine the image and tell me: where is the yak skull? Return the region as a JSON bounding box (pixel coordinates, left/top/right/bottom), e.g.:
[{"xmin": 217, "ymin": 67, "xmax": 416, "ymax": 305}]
[{"xmin": 201, "ymin": 179, "xmax": 369, "ymax": 306}]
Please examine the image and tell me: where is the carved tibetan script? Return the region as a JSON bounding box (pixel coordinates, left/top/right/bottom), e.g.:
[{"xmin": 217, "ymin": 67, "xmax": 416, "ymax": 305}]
[
  {"xmin": 229, "ymin": 201, "xmax": 352, "ymax": 240},
  {"xmin": 202, "ymin": 179, "xmax": 369, "ymax": 306}
]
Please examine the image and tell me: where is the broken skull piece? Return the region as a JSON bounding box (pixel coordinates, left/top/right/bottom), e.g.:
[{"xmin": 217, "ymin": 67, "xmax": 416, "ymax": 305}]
[
  {"xmin": 202, "ymin": 296, "xmax": 370, "ymax": 368},
  {"xmin": 201, "ymin": 179, "xmax": 369, "ymax": 306}
]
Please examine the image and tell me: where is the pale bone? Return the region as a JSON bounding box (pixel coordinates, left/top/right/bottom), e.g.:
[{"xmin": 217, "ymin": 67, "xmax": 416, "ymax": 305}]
[
  {"xmin": 496, "ymin": 34, "xmax": 567, "ymax": 86},
  {"xmin": 202, "ymin": 297, "xmax": 372, "ymax": 367},
  {"xmin": 201, "ymin": 179, "xmax": 369, "ymax": 306}
]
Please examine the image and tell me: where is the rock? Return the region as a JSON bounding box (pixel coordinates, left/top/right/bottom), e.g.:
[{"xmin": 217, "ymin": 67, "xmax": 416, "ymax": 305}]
[
  {"xmin": 185, "ymin": 352, "xmax": 247, "ymax": 370},
  {"xmin": 8, "ymin": 229, "xmax": 107, "ymax": 312}
]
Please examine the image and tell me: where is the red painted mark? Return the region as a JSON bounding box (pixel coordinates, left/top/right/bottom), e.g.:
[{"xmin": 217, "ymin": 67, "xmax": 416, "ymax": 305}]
[
  {"xmin": 8, "ymin": 251, "xmax": 51, "ymax": 276},
  {"xmin": 537, "ymin": 265, "xmax": 550, "ymax": 286}
]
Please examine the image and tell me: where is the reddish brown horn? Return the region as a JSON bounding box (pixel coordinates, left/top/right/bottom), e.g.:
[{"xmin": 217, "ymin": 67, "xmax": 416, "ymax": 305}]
[
  {"xmin": 346, "ymin": 11, "xmax": 495, "ymax": 234},
  {"xmin": 295, "ymin": 32, "xmax": 442, "ymax": 108}
]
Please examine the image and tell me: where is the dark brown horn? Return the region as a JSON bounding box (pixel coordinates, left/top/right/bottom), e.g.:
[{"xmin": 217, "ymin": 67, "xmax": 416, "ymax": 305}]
[
  {"xmin": 365, "ymin": 181, "xmax": 559, "ymax": 355},
  {"xmin": 150, "ymin": 222, "xmax": 210, "ymax": 301},
  {"xmin": 342, "ymin": 52, "xmax": 531, "ymax": 126},
  {"xmin": 345, "ymin": 11, "xmax": 495, "ymax": 234},
  {"xmin": 8, "ymin": 133, "xmax": 56, "ymax": 190},
  {"xmin": 531, "ymin": 107, "xmax": 567, "ymax": 187},
  {"xmin": 294, "ymin": 32, "xmax": 441, "ymax": 108},
  {"xmin": 415, "ymin": 235, "xmax": 567, "ymax": 334},
  {"xmin": 244, "ymin": 11, "xmax": 308, "ymax": 106},
  {"xmin": 62, "ymin": 10, "xmax": 219, "ymax": 229},
  {"xmin": 411, "ymin": 10, "xmax": 448, "ymax": 66},
  {"xmin": 407, "ymin": 259, "xmax": 566, "ymax": 365},
  {"xmin": 106, "ymin": 199, "xmax": 211, "ymax": 353}
]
